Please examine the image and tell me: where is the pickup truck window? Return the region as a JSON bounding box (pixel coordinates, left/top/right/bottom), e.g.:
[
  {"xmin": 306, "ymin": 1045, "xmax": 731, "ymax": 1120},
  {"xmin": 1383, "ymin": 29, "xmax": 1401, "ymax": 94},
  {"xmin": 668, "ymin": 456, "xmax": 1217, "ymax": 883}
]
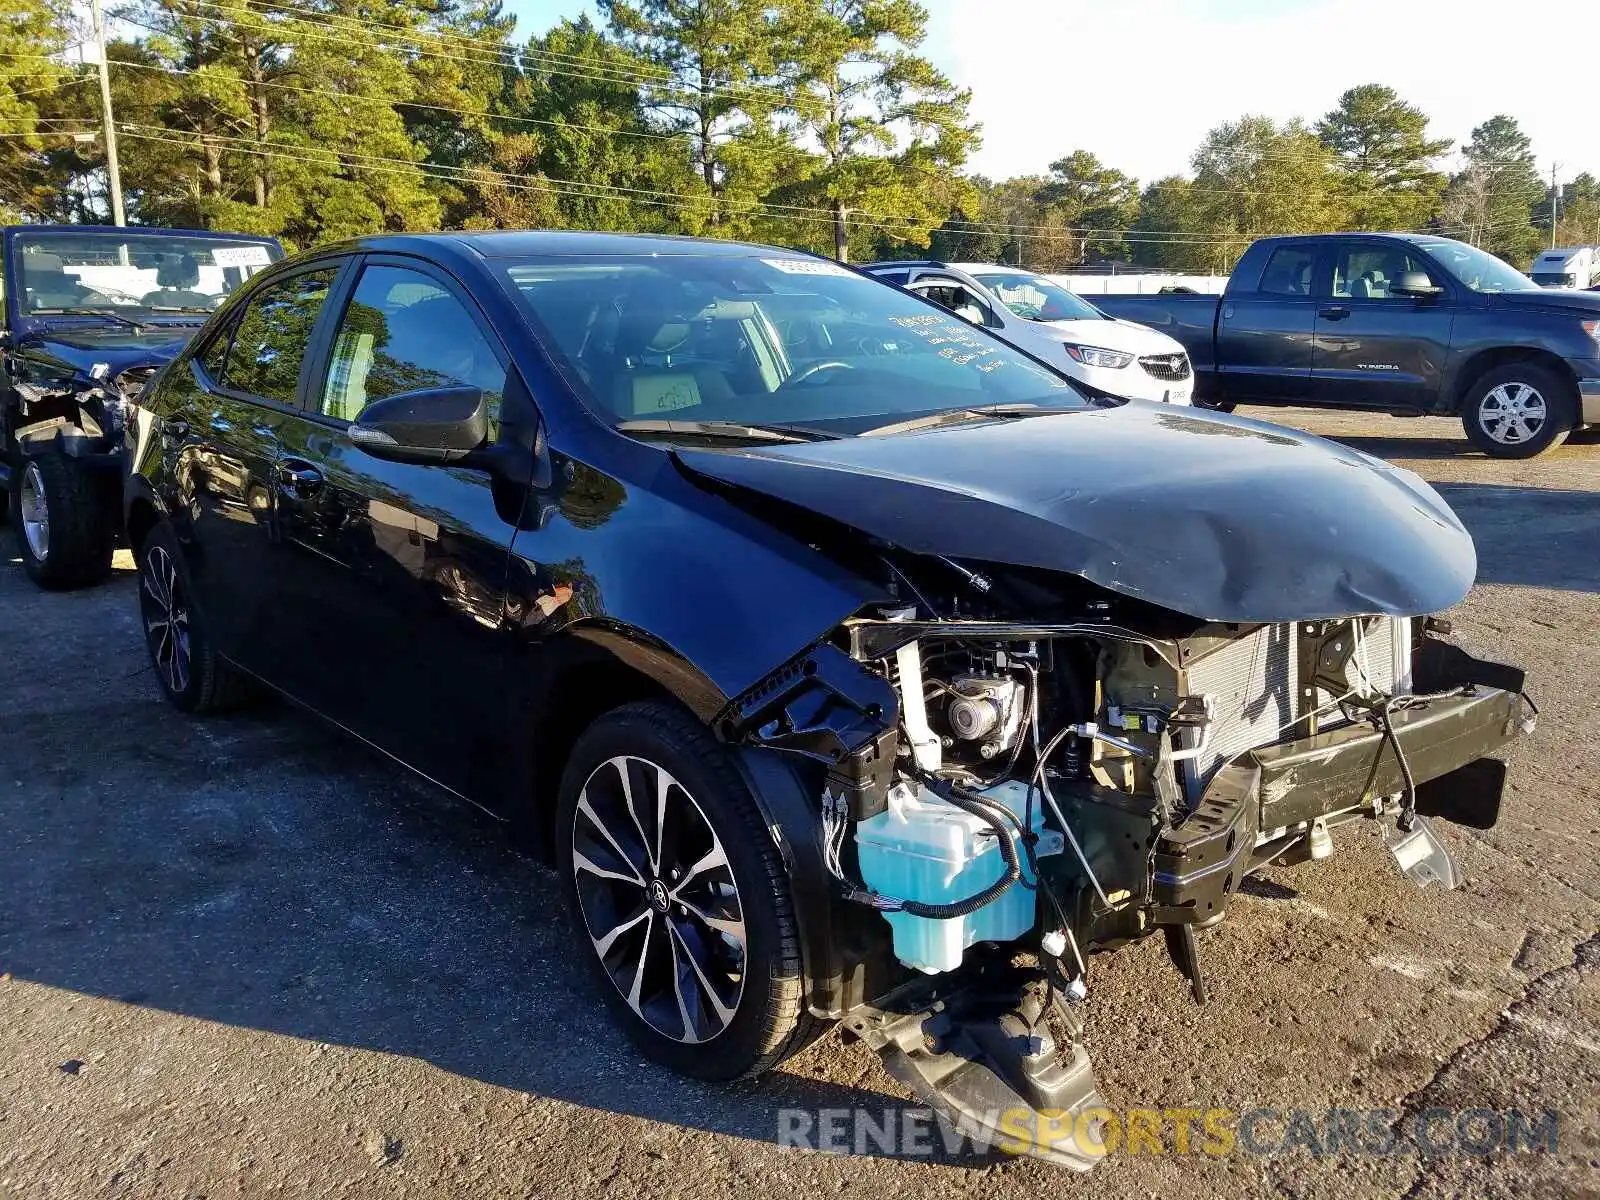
[
  {"xmin": 1258, "ymin": 246, "xmax": 1316, "ymax": 296},
  {"xmin": 1332, "ymin": 246, "xmax": 1436, "ymax": 300},
  {"xmin": 1413, "ymin": 239, "xmax": 1538, "ymax": 294}
]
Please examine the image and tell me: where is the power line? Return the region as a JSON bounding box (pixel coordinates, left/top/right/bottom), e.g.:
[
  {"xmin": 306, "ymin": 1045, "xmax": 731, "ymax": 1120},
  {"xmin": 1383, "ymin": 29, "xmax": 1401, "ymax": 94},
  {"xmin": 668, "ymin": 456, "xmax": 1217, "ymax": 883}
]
[
  {"xmin": 114, "ymin": 124, "xmax": 1258, "ymax": 246},
  {"xmin": 114, "ymin": 120, "xmax": 1253, "ymax": 243},
  {"xmin": 101, "ymin": 56, "xmax": 688, "ymax": 143},
  {"xmin": 169, "ymin": 0, "xmax": 977, "ymax": 136}
]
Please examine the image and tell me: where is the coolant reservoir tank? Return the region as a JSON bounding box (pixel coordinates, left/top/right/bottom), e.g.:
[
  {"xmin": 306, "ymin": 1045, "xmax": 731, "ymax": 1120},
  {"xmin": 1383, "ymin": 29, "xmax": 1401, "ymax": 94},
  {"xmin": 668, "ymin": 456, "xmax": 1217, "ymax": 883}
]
[{"xmin": 855, "ymin": 780, "xmax": 1046, "ymax": 974}]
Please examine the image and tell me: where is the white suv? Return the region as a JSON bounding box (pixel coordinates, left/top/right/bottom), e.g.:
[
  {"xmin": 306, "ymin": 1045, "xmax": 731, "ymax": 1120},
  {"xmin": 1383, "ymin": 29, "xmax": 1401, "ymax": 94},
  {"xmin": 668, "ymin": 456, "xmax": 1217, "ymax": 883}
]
[{"xmin": 864, "ymin": 261, "xmax": 1193, "ymax": 405}]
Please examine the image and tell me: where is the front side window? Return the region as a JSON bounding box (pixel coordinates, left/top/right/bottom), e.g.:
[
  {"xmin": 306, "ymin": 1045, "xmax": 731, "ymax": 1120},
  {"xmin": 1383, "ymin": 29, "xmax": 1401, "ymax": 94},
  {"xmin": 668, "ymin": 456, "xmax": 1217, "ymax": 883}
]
[
  {"xmin": 14, "ymin": 232, "xmax": 281, "ymax": 315},
  {"xmin": 221, "ymin": 268, "xmax": 339, "ymax": 405},
  {"xmin": 973, "ymin": 273, "xmax": 1103, "ymax": 322},
  {"xmin": 1332, "ymin": 246, "xmax": 1436, "ymax": 300},
  {"xmin": 499, "ymin": 254, "xmax": 1084, "ymax": 436},
  {"xmin": 1414, "ymin": 239, "xmax": 1538, "ymax": 294},
  {"xmin": 1258, "ymin": 246, "xmax": 1317, "ymax": 296},
  {"xmin": 320, "ymin": 265, "xmax": 506, "ymax": 423}
]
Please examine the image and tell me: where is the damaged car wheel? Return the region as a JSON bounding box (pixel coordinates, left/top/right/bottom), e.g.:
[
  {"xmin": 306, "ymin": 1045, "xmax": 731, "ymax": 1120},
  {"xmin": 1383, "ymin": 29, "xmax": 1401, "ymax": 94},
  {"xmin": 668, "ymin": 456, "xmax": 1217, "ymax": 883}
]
[{"xmin": 555, "ymin": 701, "xmax": 818, "ymax": 1080}]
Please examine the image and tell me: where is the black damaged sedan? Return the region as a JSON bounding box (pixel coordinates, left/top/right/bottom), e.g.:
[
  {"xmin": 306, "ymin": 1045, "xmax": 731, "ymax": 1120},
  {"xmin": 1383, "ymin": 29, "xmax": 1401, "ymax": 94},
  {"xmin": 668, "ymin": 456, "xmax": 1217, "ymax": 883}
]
[{"xmin": 124, "ymin": 233, "xmax": 1533, "ymax": 1168}]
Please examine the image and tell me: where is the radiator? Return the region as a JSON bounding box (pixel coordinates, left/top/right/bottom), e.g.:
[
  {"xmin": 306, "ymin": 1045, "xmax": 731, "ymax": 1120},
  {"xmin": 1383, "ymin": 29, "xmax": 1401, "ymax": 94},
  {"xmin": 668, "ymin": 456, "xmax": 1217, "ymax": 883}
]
[{"xmin": 1182, "ymin": 617, "xmax": 1408, "ymax": 799}]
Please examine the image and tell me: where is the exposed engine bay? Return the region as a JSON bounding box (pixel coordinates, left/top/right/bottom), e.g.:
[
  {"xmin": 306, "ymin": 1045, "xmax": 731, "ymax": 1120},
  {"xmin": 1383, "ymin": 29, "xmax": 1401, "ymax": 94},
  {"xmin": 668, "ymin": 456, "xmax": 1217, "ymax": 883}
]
[{"xmin": 726, "ymin": 550, "xmax": 1534, "ymax": 1168}]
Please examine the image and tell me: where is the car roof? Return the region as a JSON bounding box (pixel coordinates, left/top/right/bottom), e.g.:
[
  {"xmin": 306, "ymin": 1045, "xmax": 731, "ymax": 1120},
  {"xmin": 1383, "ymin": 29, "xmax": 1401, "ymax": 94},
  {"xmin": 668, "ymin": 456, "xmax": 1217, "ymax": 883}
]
[
  {"xmin": 3, "ymin": 223, "xmax": 280, "ymax": 244},
  {"xmin": 946, "ymin": 263, "xmax": 1033, "ymax": 275},
  {"xmin": 1251, "ymin": 231, "xmax": 1461, "ymax": 247},
  {"xmin": 310, "ymin": 230, "xmax": 823, "ymax": 261}
]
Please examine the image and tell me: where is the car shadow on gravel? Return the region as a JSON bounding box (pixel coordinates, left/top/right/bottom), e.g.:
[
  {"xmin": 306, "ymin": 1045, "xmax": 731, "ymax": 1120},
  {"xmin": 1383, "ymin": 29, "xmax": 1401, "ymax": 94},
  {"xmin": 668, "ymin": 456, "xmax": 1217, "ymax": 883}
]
[
  {"xmin": 1424, "ymin": 483, "xmax": 1600, "ymax": 593},
  {"xmin": 0, "ymin": 681, "xmax": 979, "ymax": 1167}
]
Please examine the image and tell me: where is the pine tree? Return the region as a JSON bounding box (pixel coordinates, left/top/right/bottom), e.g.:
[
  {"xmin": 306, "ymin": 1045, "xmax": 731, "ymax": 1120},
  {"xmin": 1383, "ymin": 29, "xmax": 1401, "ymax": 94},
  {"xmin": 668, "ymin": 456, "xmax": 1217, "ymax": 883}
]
[{"xmin": 1316, "ymin": 84, "xmax": 1450, "ymax": 231}]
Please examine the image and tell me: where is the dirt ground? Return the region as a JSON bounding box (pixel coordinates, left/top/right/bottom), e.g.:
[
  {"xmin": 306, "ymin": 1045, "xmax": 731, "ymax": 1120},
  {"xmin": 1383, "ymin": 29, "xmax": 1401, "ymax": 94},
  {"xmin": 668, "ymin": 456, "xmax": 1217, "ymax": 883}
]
[{"xmin": 1, "ymin": 409, "xmax": 1596, "ymax": 1199}]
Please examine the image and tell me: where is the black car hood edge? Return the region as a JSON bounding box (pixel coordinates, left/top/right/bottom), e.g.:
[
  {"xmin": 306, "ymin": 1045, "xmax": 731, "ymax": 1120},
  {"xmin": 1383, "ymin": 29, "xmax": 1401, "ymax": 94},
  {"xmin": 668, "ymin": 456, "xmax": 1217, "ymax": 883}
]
[{"xmin": 673, "ymin": 405, "xmax": 1477, "ymax": 623}]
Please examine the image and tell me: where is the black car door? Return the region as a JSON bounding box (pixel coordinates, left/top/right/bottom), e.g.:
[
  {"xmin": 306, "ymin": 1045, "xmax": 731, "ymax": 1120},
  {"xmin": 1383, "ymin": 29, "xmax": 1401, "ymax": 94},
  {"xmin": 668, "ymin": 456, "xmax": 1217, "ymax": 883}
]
[
  {"xmin": 168, "ymin": 262, "xmax": 348, "ymax": 669},
  {"xmin": 265, "ymin": 255, "xmax": 527, "ymax": 803},
  {"xmin": 1215, "ymin": 241, "xmax": 1321, "ymax": 403},
  {"xmin": 1309, "ymin": 241, "xmax": 1455, "ymax": 410}
]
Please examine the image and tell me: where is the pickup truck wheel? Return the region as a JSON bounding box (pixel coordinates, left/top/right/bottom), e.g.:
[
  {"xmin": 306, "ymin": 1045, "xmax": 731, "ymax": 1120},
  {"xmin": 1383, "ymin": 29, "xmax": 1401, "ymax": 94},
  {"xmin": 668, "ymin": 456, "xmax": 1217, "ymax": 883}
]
[
  {"xmin": 555, "ymin": 700, "xmax": 821, "ymax": 1081},
  {"xmin": 9, "ymin": 449, "xmax": 114, "ymax": 589},
  {"xmin": 1461, "ymin": 364, "xmax": 1575, "ymax": 458}
]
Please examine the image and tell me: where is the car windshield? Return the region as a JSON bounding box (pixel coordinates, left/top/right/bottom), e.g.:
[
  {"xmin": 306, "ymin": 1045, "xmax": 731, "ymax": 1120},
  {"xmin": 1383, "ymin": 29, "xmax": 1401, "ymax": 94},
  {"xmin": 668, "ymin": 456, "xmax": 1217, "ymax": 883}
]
[
  {"xmin": 13, "ymin": 231, "xmax": 280, "ymax": 316},
  {"xmin": 972, "ymin": 272, "xmax": 1104, "ymax": 322},
  {"xmin": 1414, "ymin": 239, "xmax": 1539, "ymax": 294},
  {"xmin": 499, "ymin": 254, "xmax": 1090, "ymax": 437}
]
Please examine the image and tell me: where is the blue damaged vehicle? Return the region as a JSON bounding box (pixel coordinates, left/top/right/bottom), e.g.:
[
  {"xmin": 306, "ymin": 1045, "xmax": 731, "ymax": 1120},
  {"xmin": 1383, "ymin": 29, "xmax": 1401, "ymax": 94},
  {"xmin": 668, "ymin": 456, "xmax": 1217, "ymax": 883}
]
[{"xmin": 1, "ymin": 225, "xmax": 281, "ymax": 588}]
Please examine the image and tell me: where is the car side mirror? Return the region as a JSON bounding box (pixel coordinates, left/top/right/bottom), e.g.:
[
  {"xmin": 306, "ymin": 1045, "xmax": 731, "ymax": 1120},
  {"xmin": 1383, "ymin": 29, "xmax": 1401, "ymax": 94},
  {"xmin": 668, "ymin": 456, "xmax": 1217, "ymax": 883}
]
[
  {"xmin": 347, "ymin": 385, "xmax": 488, "ymax": 464},
  {"xmin": 1391, "ymin": 271, "xmax": 1443, "ymax": 298}
]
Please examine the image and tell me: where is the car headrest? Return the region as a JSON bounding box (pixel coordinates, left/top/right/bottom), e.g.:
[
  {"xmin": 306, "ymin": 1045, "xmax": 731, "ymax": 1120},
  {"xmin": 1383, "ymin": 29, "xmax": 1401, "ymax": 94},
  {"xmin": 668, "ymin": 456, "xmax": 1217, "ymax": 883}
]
[
  {"xmin": 156, "ymin": 252, "xmax": 201, "ymax": 288},
  {"xmin": 25, "ymin": 252, "xmax": 67, "ymax": 276}
]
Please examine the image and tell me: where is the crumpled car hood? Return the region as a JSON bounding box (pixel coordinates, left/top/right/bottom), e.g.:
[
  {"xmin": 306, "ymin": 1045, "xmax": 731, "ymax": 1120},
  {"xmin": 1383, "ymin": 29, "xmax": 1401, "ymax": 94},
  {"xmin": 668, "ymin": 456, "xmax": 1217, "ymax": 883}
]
[
  {"xmin": 674, "ymin": 404, "xmax": 1477, "ymax": 622},
  {"xmin": 13, "ymin": 327, "xmax": 192, "ymax": 382}
]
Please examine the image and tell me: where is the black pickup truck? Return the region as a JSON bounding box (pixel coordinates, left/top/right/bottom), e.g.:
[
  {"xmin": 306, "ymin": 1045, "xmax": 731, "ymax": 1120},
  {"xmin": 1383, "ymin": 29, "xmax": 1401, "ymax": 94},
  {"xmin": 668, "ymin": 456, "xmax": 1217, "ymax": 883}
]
[{"xmin": 1093, "ymin": 232, "xmax": 1600, "ymax": 458}]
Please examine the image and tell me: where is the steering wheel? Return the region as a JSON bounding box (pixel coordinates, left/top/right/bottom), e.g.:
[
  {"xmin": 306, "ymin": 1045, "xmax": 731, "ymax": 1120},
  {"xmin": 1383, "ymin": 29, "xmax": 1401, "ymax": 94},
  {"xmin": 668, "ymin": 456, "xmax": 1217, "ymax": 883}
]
[{"xmin": 786, "ymin": 360, "xmax": 854, "ymax": 386}]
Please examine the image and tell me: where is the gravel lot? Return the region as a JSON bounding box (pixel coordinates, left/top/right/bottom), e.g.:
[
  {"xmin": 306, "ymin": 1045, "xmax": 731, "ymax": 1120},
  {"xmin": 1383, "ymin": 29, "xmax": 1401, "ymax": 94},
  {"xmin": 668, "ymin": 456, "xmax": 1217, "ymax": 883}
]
[{"xmin": 1, "ymin": 409, "xmax": 1596, "ymax": 1199}]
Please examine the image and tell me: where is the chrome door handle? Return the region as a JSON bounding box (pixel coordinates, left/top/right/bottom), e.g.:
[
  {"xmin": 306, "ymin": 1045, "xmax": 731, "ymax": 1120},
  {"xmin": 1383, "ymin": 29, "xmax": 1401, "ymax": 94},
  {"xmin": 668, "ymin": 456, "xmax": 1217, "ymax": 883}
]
[{"xmin": 1318, "ymin": 306, "xmax": 1351, "ymax": 321}]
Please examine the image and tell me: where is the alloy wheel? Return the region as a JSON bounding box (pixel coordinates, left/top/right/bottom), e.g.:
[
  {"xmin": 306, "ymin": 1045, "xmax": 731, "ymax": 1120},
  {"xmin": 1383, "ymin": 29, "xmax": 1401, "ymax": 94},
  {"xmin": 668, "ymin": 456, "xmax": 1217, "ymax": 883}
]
[
  {"xmin": 570, "ymin": 755, "xmax": 747, "ymax": 1044},
  {"xmin": 140, "ymin": 544, "xmax": 192, "ymax": 695},
  {"xmin": 1478, "ymin": 382, "xmax": 1547, "ymax": 445},
  {"xmin": 19, "ymin": 461, "xmax": 49, "ymax": 561}
]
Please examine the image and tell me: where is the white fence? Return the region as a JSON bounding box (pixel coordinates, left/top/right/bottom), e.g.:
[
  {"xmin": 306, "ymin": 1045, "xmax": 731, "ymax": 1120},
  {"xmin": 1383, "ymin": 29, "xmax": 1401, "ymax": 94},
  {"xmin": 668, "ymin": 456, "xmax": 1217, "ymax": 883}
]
[{"xmin": 1046, "ymin": 274, "xmax": 1230, "ymax": 295}]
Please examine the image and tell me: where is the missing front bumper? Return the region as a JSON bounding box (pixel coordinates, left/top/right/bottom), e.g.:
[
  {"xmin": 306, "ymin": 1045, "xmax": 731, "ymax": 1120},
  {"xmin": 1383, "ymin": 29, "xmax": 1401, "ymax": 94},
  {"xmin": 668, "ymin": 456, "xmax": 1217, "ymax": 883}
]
[{"xmin": 1152, "ymin": 684, "xmax": 1529, "ymax": 924}]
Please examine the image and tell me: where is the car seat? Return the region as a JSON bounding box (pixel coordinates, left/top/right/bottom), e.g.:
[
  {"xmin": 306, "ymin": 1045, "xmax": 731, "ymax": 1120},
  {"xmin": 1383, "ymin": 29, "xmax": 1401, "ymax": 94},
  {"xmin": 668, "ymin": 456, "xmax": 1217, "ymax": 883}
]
[
  {"xmin": 141, "ymin": 252, "xmax": 213, "ymax": 309},
  {"xmin": 22, "ymin": 253, "xmax": 92, "ymax": 310}
]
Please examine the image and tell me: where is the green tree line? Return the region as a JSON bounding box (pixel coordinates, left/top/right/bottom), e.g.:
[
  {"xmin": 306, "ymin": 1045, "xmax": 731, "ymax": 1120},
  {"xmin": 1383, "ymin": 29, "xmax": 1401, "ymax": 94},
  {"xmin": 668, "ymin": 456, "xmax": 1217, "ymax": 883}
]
[{"xmin": 1, "ymin": 2, "xmax": 1588, "ymax": 270}]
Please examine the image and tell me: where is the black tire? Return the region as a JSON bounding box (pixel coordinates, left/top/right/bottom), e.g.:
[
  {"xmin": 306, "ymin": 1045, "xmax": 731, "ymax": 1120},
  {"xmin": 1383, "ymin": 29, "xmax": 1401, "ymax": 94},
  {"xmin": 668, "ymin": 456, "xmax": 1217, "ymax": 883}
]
[
  {"xmin": 9, "ymin": 449, "xmax": 115, "ymax": 589},
  {"xmin": 1460, "ymin": 363, "xmax": 1576, "ymax": 458},
  {"xmin": 555, "ymin": 700, "xmax": 821, "ymax": 1080},
  {"xmin": 135, "ymin": 520, "xmax": 252, "ymax": 713}
]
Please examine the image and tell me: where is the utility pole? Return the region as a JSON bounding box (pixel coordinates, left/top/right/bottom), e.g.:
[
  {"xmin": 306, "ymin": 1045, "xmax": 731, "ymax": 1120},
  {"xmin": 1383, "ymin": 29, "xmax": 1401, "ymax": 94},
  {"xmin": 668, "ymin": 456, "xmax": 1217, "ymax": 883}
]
[
  {"xmin": 1549, "ymin": 162, "xmax": 1559, "ymax": 250},
  {"xmin": 832, "ymin": 202, "xmax": 850, "ymax": 263},
  {"xmin": 88, "ymin": 0, "xmax": 125, "ymax": 227}
]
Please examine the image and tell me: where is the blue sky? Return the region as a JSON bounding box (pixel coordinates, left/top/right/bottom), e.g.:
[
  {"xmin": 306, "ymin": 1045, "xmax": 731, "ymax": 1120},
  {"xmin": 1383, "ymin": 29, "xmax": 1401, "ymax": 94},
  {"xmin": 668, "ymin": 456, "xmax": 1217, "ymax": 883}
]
[{"xmin": 503, "ymin": 0, "xmax": 1600, "ymax": 187}]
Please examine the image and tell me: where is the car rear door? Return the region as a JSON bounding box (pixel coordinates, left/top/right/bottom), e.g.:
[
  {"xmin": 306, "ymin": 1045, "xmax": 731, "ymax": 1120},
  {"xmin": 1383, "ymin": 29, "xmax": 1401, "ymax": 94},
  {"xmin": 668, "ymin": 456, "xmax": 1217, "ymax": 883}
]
[
  {"xmin": 264, "ymin": 254, "xmax": 528, "ymax": 803},
  {"xmin": 168, "ymin": 260, "xmax": 349, "ymax": 670},
  {"xmin": 1215, "ymin": 241, "xmax": 1321, "ymax": 403},
  {"xmin": 1308, "ymin": 240, "xmax": 1454, "ymax": 411}
]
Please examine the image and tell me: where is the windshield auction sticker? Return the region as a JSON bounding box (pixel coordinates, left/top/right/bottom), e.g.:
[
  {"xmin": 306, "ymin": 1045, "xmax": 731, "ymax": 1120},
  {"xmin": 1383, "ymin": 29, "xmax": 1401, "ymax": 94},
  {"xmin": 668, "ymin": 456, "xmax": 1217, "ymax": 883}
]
[
  {"xmin": 212, "ymin": 245, "xmax": 273, "ymax": 268},
  {"xmin": 760, "ymin": 258, "xmax": 854, "ymax": 276}
]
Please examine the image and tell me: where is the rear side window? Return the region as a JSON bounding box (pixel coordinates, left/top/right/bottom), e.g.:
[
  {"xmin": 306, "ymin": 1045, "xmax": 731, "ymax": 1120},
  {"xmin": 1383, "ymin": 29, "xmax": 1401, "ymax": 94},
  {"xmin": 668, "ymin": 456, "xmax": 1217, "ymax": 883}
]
[
  {"xmin": 1257, "ymin": 247, "xmax": 1316, "ymax": 296},
  {"xmin": 220, "ymin": 268, "xmax": 339, "ymax": 404},
  {"xmin": 196, "ymin": 311, "xmax": 238, "ymax": 382}
]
